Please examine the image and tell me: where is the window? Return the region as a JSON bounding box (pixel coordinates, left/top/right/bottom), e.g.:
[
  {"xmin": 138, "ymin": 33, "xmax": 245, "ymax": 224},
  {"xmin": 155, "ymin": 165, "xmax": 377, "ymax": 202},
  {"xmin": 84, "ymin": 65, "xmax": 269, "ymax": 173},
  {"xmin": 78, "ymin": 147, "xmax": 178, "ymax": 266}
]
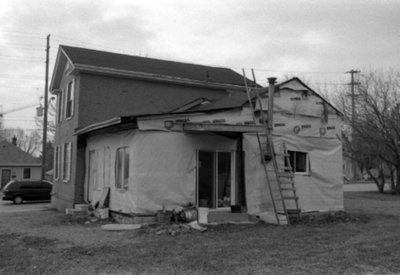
[
  {"xmin": 115, "ymin": 147, "xmax": 129, "ymax": 190},
  {"xmin": 62, "ymin": 143, "xmax": 72, "ymax": 181},
  {"xmin": 65, "ymin": 81, "xmax": 74, "ymax": 118},
  {"xmin": 57, "ymin": 91, "xmax": 63, "ymax": 123},
  {"xmin": 286, "ymin": 151, "xmax": 309, "ymax": 174},
  {"xmin": 54, "ymin": 146, "xmax": 60, "ymax": 179},
  {"xmin": 23, "ymin": 168, "xmax": 31, "ymax": 179}
]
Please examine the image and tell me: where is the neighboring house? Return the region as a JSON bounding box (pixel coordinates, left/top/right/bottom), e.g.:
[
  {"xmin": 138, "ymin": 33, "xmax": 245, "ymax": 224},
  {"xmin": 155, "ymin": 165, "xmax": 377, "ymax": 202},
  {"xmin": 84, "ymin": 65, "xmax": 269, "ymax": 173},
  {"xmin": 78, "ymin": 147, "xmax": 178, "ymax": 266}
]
[
  {"xmin": 50, "ymin": 45, "xmax": 344, "ymax": 222},
  {"xmin": 0, "ymin": 139, "xmax": 42, "ymax": 188}
]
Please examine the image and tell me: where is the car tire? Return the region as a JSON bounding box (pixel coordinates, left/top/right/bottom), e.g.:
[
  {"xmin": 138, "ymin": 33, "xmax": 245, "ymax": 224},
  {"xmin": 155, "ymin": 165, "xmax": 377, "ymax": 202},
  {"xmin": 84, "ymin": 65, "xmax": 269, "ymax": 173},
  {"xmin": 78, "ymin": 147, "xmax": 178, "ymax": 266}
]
[{"xmin": 13, "ymin": 196, "xmax": 23, "ymax": 204}]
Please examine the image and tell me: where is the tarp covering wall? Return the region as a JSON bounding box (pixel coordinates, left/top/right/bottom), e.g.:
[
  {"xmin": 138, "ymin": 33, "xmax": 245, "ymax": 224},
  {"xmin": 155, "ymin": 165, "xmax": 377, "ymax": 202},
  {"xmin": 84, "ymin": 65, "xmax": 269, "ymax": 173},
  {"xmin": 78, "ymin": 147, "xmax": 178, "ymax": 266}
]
[
  {"xmin": 244, "ymin": 133, "xmax": 343, "ymax": 214},
  {"xmin": 85, "ymin": 130, "xmax": 237, "ymax": 214}
]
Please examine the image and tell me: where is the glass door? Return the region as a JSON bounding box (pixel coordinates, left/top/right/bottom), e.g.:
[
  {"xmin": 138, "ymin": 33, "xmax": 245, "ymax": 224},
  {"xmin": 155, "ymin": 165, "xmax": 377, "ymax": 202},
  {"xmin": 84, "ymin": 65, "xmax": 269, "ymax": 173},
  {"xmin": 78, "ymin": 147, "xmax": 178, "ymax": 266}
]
[{"xmin": 197, "ymin": 151, "xmax": 233, "ymax": 209}]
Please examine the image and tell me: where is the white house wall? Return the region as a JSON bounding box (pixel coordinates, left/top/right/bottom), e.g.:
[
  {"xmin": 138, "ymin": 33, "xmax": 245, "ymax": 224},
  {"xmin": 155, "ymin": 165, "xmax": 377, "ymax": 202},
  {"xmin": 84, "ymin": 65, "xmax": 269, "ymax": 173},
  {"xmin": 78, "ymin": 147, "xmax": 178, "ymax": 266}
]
[
  {"xmin": 85, "ymin": 130, "xmax": 237, "ymax": 214},
  {"xmin": 243, "ymin": 133, "xmax": 343, "ymax": 214}
]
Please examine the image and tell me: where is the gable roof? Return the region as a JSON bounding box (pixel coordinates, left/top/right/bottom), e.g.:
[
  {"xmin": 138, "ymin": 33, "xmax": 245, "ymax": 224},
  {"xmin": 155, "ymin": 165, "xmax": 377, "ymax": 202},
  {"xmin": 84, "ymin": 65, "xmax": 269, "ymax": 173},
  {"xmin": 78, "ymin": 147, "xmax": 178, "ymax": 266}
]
[
  {"xmin": 277, "ymin": 77, "xmax": 343, "ymax": 116},
  {"xmin": 0, "ymin": 140, "xmax": 41, "ymax": 166},
  {"xmin": 51, "ymin": 45, "xmax": 251, "ymax": 91}
]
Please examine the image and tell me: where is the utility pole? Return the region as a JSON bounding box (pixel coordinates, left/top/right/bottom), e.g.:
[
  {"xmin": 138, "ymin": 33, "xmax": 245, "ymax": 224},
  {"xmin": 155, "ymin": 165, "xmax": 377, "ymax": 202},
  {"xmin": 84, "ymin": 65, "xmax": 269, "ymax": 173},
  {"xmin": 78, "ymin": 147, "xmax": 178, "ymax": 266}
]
[
  {"xmin": 346, "ymin": 69, "xmax": 360, "ymax": 182},
  {"xmin": 41, "ymin": 34, "xmax": 50, "ymax": 180}
]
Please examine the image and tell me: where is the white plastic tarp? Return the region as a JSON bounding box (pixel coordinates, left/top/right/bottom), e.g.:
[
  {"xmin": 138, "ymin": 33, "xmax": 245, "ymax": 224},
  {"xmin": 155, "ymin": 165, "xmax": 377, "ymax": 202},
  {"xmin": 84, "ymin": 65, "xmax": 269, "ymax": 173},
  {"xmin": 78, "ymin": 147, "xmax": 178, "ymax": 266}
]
[
  {"xmin": 85, "ymin": 130, "xmax": 237, "ymax": 214},
  {"xmin": 243, "ymin": 133, "xmax": 343, "ymax": 215}
]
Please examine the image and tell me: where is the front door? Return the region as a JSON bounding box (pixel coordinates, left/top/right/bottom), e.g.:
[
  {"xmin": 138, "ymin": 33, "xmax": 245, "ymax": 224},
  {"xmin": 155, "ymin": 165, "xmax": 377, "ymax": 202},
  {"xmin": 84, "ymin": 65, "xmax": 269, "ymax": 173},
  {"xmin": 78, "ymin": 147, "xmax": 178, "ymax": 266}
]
[
  {"xmin": 1, "ymin": 169, "xmax": 11, "ymax": 188},
  {"xmin": 197, "ymin": 151, "xmax": 233, "ymax": 209}
]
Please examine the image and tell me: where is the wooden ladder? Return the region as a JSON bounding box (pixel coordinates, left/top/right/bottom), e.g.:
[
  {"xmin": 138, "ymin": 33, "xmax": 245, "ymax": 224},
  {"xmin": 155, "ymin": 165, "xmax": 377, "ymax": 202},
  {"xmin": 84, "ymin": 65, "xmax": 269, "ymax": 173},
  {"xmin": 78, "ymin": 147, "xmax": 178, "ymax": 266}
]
[
  {"xmin": 242, "ymin": 69, "xmax": 300, "ymax": 225},
  {"xmin": 273, "ymin": 142, "xmax": 301, "ymax": 222}
]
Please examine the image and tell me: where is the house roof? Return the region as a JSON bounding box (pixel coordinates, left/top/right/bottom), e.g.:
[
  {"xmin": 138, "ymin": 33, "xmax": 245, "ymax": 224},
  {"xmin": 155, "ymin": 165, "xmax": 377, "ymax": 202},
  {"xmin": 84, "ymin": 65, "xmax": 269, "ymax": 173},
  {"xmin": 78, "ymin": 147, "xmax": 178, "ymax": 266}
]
[
  {"xmin": 0, "ymin": 140, "xmax": 41, "ymax": 166},
  {"xmin": 51, "ymin": 45, "xmax": 252, "ymax": 91},
  {"xmin": 276, "ymin": 77, "xmax": 342, "ymax": 116}
]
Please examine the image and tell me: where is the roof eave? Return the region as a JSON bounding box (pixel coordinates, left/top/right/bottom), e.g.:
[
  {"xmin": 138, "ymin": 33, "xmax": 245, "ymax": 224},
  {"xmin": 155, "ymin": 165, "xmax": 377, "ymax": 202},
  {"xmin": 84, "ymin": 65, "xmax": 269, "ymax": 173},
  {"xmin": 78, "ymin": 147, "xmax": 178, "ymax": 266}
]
[
  {"xmin": 50, "ymin": 47, "xmax": 76, "ymax": 93},
  {"xmin": 72, "ymin": 64, "xmax": 247, "ymax": 91}
]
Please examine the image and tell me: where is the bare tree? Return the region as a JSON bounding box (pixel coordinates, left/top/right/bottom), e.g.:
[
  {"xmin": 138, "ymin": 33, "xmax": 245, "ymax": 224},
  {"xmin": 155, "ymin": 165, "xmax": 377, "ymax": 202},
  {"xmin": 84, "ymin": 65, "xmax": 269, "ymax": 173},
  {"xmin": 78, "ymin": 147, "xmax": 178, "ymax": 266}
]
[
  {"xmin": 1, "ymin": 128, "xmax": 41, "ymax": 156},
  {"xmin": 341, "ymin": 69, "xmax": 400, "ymax": 193}
]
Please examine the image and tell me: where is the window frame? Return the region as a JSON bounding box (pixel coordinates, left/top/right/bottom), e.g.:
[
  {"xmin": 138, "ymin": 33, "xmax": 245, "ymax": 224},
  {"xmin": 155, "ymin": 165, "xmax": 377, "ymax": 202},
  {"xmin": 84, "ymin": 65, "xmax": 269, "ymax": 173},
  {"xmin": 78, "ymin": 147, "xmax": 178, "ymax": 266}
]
[
  {"xmin": 54, "ymin": 145, "xmax": 60, "ymax": 180},
  {"xmin": 62, "ymin": 143, "xmax": 72, "ymax": 182},
  {"xmin": 287, "ymin": 150, "xmax": 310, "ymax": 175},
  {"xmin": 23, "ymin": 168, "xmax": 31, "ymax": 179},
  {"xmin": 65, "ymin": 80, "xmax": 74, "ymax": 119},
  {"xmin": 57, "ymin": 91, "xmax": 63, "ymax": 124},
  {"xmin": 115, "ymin": 147, "xmax": 129, "ymax": 190}
]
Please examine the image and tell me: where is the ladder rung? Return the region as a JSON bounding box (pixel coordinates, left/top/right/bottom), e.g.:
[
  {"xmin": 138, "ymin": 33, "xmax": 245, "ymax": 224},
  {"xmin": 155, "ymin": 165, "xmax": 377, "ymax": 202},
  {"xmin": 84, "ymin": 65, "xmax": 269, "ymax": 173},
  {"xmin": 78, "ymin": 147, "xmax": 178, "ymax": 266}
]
[
  {"xmin": 277, "ymin": 210, "xmax": 301, "ymax": 216},
  {"xmin": 280, "ymin": 187, "xmax": 296, "ymax": 191},
  {"xmin": 278, "ymin": 172, "xmax": 293, "ymax": 178},
  {"xmin": 283, "ymin": 196, "xmax": 298, "ymax": 200},
  {"xmin": 279, "ymin": 183, "xmax": 295, "ymax": 186}
]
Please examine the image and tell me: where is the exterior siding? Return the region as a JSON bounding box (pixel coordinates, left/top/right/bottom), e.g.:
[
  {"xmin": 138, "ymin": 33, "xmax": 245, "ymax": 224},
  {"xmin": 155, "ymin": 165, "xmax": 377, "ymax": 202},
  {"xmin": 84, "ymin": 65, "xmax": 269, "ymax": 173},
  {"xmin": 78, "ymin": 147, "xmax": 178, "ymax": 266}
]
[
  {"xmin": 0, "ymin": 166, "xmax": 41, "ymax": 180},
  {"xmin": 52, "ymin": 72, "xmax": 234, "ymax": 211},
  {"xmin": 51, "ymin": 71, "xmax": 79, "ymax": 211},
  {"xmin": 77, "ymin": 74, "xmax": 230, "ymax": 129}
]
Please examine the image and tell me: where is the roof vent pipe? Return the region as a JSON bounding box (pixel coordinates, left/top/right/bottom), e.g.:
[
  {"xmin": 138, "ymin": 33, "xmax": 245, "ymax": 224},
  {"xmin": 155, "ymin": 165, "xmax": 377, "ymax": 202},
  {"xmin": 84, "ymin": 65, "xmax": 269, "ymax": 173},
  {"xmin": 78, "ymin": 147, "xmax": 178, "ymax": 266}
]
[
  {"xmin": 267, "ymin": 77, "xmax": 277, "ymax": 131},
  {"xmin": 12, "ymin": 136, "xmax": 17, "ymax": 146}
]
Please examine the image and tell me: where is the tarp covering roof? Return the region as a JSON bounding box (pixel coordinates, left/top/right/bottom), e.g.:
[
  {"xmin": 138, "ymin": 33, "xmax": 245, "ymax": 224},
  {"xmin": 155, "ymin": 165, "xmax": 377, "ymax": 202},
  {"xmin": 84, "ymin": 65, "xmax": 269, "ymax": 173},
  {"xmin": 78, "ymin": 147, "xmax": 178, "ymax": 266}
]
[
  {"xmin": 60, "ymin": 45, "xmax": 247, "ymax": 86},
  {"xmin": 0, "ymin": 140, "xmax": 41, "ymax": 165}
]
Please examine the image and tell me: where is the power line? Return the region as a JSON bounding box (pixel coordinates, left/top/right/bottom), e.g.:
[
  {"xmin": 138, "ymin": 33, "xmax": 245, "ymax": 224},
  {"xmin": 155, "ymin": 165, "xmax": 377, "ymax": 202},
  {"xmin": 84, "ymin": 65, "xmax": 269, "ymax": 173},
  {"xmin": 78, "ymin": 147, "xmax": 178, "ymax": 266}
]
[
  {"xmin": 2, "ymin": 30, "xmax": 46, "ymax": 37},
  {"xmin": 249, "ymin": 68, "xmax": 345, "ymax": 75}
]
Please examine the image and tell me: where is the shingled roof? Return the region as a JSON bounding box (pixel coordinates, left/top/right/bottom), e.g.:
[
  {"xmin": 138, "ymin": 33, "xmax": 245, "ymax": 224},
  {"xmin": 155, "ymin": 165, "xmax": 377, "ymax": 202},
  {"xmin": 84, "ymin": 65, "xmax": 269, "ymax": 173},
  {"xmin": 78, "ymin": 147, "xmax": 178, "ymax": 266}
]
[
  {"xmin": 0, "ymin": 140, "xmax": 41, "ymax": 166},
  {"xmin": 52, "ymin": 45, "xmax": 248, "ymax": 89}
]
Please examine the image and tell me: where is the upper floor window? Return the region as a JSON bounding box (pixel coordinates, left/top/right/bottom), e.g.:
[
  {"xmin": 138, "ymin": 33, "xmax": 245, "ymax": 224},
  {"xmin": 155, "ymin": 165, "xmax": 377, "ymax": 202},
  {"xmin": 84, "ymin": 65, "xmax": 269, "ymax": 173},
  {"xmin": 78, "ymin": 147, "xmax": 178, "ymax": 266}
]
[
  {"xmin": 115, "ymin": 147, "xmax": 129, "ymax": 190},
  {"xmin": 56, "ymin": 79, "xmax": 74, "ymax": 124},
  {"xmin": 65, "ymin": 81, "xmax": 74, "ymax": 119},
  {"xmin": 57, "ymin": 91, "xmax": 63, "ymax": 123}
]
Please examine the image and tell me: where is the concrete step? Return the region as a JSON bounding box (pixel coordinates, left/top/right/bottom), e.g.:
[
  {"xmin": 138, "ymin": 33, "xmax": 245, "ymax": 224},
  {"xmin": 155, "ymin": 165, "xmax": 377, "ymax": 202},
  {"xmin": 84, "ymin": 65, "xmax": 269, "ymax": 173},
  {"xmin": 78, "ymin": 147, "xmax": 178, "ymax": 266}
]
[
  {"xmin": 74, "ymin": 204, "xmax": 90, "ymax": 211},
  {"xmin": 207, "ymin": 212, "xmax": 250, "ymax": 223}
]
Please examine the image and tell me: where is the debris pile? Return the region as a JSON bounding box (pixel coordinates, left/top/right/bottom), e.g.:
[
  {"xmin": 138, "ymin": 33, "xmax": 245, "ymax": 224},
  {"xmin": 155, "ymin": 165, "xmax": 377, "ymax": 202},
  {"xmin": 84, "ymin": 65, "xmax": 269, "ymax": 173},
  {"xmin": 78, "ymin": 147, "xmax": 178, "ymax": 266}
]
[{"xmin": 141, "ymin": 221, "xmax": 207, "ymax": 236}]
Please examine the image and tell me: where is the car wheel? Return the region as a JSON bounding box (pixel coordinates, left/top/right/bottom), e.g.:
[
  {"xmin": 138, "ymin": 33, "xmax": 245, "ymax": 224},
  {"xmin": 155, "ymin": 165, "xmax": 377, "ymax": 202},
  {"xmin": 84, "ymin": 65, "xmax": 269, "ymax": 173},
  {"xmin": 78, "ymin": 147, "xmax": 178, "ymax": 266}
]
[{"xmin": 13, "ymin": 196, "xmax": 23, "ymax": 204}]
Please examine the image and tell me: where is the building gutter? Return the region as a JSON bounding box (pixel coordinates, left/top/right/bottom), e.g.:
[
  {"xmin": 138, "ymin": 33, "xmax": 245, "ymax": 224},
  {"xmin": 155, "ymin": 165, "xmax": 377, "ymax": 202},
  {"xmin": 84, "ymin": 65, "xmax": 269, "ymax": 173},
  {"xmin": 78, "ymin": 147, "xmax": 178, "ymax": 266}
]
[{"xmin": 74, "ymin": 117, "xmax": 122, "ymax": 136}]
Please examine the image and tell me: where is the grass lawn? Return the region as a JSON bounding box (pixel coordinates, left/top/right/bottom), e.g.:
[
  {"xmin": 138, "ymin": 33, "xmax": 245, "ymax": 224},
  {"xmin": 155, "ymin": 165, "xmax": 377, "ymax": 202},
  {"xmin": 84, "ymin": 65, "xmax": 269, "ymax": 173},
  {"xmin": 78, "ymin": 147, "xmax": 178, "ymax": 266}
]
[{"xmin": 1, "ymin": 191, "xmax": 400, "ymax": 274}]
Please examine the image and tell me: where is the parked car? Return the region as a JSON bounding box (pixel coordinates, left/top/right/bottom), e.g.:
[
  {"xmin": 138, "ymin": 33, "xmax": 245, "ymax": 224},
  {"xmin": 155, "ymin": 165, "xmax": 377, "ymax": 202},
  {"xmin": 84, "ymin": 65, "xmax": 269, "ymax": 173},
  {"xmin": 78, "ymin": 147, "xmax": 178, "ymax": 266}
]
[{"xmin": 2, "ymin": 180, "xmax": 53, "ymax": 204}]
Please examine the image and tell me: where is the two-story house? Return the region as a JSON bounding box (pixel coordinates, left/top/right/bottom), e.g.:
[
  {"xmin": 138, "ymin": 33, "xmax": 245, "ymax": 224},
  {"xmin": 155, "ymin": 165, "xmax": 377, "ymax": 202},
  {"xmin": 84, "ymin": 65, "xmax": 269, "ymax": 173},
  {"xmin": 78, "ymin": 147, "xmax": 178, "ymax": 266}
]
[{"xmin": 50, "ymin": 45, "xmax": 344, "ymax": 224}]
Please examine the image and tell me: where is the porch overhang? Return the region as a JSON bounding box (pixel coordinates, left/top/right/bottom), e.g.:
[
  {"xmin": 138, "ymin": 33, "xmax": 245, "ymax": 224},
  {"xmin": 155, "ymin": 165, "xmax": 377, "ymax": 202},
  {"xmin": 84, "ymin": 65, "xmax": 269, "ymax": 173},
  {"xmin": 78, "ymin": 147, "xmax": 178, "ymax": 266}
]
[{"xmin": 166, "ymin": 121, "xmax": 266, "ymax": 133}]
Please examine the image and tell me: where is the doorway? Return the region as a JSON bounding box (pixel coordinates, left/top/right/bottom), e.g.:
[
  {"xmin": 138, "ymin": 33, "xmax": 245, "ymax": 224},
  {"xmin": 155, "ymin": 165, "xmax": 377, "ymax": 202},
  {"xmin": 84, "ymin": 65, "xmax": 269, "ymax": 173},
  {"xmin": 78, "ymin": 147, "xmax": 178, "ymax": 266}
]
[
  {"xmin": 1, "ymin": 169, "xmax": 11, "ymax": 188},
  {"xmin": 197, "ymin": 151, "xmax": 234, "ymax": 209}
]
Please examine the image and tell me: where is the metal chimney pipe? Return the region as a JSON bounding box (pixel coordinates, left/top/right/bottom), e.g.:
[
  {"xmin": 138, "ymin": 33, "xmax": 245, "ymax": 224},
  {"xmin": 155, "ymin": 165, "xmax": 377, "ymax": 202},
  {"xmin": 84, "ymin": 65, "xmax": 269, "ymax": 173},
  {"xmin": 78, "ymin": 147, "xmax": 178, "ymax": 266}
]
[{"xmin": 267, "ymin": 77, "xmax": 277, "ymax": 130}]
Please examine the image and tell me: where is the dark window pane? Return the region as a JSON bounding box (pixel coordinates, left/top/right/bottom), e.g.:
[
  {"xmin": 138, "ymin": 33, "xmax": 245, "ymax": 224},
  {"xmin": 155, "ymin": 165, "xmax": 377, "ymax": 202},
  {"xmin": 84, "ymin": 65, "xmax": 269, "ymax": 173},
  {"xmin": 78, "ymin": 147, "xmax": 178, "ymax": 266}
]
[
  {"xmin": 198, "ymin": 151, "xmax": 215, "ymax": 208},
  {"xmin": 295, "ymin": 152, "xmax": 307, "ymax": 172},
  {"xmin": 217, "ymin": 152, "xmax": 231, "ymax": 207}
]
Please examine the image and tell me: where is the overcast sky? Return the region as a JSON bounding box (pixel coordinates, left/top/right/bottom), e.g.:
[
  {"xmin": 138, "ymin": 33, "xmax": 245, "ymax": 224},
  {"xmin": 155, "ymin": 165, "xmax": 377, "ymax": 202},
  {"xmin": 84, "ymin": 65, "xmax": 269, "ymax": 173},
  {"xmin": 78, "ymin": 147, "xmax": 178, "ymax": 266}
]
[{"xmin": 1, "ymin": 0, "xmax": 399, "ymax": 132}]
